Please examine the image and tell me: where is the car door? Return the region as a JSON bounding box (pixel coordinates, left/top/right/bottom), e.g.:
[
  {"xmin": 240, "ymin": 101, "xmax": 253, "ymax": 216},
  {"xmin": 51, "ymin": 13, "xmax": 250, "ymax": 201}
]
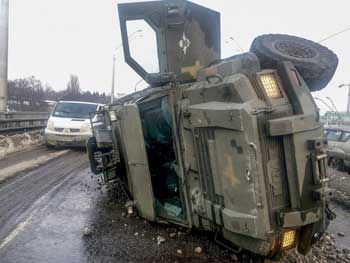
[{"xmin": 119, "ymin": 104, "xmax": 156, "ymax": 221}]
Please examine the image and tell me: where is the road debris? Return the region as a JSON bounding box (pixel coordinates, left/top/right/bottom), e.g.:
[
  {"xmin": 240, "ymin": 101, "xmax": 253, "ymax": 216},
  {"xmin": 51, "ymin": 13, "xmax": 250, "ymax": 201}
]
[
  {"xmin": 194, "ymin": 246, "xmax": 203, "ymax": 254},
  {"xmin": 231, "ymin": 254, "xmax": 238, "ymax": 262},
  {"xmin": 125, "ymin": 201, "xmax": 135, "ymax": 215},
  {"xmin": 281, "ymin": 233, "xmax": 350, "ymax": 262},
  {"xmin": 338, "ymin": 232, "xmax": 345, "ymax": 237},
  {"xmin": 156, "ymin": 236, "xmax": 166, "ymax": 245},
  {"xmin": 82, "ymin": 227, "xmax": 93, "ymax": 237}
]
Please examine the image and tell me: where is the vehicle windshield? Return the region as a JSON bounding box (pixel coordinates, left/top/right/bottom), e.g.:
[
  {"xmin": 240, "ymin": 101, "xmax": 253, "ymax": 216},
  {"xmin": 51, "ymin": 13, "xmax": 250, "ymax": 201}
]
[
  {"xmin": 326, "ymin": 130, "xmax": 342, "ymax": 141},
  {"xmin": 52, "ymin": 102, "xmax": 98, "ymax": 119}
]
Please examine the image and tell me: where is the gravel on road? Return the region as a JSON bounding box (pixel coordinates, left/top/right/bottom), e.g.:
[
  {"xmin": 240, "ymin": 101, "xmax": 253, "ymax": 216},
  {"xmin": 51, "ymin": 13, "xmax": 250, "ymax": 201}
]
[{"xmin": 0, "ymin": 149, "xmax": 349, "ymax": 263}]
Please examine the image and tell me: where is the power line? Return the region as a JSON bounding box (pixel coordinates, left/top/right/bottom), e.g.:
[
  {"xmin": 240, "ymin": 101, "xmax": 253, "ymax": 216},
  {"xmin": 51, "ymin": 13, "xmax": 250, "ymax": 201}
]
[
  {"xmin": 318, "ymin": 28, "xmax": 350, "ymax": 43},
  {"xmin": 225, "ymin": 37, "xmax": 245, "ymax": 53}
]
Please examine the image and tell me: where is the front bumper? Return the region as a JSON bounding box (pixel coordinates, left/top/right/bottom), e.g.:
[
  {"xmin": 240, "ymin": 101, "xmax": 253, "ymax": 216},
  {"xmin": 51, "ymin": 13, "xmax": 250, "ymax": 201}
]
[{"xmin": 44, "ymin": 129, "xmax": 92, "ymax": 147}]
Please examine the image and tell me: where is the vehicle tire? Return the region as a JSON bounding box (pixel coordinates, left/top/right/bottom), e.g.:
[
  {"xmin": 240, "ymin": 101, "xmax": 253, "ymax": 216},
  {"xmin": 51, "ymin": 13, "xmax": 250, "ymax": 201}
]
[
  {"xmin": 46, "ymin": 143, "xmax": 55, "ymax": 149},
  {"xmin": 250, "ymin": 34, "xmax": 338, "ymax": 92},
  {"xmin": 86, "ymin": 137, "xmax": 100, "ymax": 175}
]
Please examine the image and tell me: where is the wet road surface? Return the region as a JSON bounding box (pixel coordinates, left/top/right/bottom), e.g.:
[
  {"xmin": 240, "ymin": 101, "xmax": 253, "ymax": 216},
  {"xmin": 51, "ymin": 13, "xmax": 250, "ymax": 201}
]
[
  {"xmin": 0, "ymin": 149, "xmax": 93, "ymax": 263},
  {"xmin": 0, "ymin": 147, "xmax": 349, "ymax": 263},
  {"xmin": 328, "ymin": 204, "xmax": 350, "ymax": 249},
  {"xmin": 0, "ymin": 148, "xmax": 236, "ymax": 263}
]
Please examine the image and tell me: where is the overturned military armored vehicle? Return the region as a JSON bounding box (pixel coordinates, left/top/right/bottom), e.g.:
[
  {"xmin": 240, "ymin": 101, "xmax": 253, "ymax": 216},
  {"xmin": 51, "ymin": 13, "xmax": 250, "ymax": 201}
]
[{"xmin": 87, "ymin": 0, "xmax": 338, "ymax": 257}]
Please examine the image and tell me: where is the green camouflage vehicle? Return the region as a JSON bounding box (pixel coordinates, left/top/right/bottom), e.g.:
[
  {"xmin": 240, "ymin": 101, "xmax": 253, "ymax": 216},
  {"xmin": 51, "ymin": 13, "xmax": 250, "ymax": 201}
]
[{"xmin": 87, "ymin": 0, "xmax": 338, "ymax": 257}]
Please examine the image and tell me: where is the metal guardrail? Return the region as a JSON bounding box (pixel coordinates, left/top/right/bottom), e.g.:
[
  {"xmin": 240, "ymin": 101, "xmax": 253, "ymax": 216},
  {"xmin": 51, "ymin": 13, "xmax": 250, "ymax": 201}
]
[{"xmin": 0, "ymin": 112, "xmax": 49, "ymax": 134}]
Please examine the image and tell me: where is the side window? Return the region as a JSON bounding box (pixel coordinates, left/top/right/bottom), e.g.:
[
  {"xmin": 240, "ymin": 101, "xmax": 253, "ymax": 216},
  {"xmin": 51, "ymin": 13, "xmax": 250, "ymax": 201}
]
[
  {"xmin": 126, "ymin": 20, "xmax": 160, "ymax": 74},
  {"xmin": 341, "ymin": 132, "xmax": 350, "ymax": 142}
]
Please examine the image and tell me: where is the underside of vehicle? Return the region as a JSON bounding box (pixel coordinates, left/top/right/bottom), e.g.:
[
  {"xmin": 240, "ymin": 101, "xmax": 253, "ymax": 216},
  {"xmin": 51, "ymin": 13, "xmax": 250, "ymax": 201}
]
[{"xmin": 87, "ymin": 0, "xmax": 338, "ymax": 258}]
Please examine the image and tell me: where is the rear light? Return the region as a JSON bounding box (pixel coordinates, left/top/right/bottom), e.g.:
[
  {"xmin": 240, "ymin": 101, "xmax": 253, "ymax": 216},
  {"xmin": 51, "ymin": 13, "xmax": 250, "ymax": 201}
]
[
  {"xmin": 281, "ymin": 230, "xmax": 297, "ymax": 250},
  {"xmin": 258, "ymin": 73, "xmax": 283, "ymax": 99}
]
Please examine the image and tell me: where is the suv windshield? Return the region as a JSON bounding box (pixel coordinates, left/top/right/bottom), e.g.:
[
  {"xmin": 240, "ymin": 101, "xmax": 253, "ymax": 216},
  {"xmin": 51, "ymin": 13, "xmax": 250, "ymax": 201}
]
[
  {"xmin": 53, "ymin": 102, "xmax": 98, "ymax": 119},
  {"xmin": 326, "ymin": 130, "xmax": 342, "ymax": 141}
]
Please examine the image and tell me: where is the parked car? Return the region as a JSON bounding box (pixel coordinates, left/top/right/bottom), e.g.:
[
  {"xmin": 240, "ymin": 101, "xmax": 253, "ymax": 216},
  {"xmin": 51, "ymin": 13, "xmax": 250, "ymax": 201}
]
[
  {"xmin": 44, "ymin": 101, "xmax": 103, "ymax": 147},
  {"xmin": 325, "ymin": 125, "xmax": 350, "ymax": 172}
]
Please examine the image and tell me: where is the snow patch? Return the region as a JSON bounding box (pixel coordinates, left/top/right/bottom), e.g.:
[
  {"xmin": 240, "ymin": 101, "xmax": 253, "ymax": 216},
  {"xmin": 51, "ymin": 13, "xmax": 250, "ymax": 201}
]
[
  {"xmin": 0, "ymin": 150, "xmax": 70, "ymax": 182},
  {"xmin": 0, "ymin": 131, "xmax": 43, "ymax": 159}
]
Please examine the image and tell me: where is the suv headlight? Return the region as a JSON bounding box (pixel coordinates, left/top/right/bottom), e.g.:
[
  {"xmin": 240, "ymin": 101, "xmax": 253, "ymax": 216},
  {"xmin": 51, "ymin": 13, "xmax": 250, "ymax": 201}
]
[
  {"xmin": 46, "ymin": 120, "xmax": 54, "ymax": 131},
  {"xmin": 81, "ymin": 123, "xmax": 92, "ymax": 132}
]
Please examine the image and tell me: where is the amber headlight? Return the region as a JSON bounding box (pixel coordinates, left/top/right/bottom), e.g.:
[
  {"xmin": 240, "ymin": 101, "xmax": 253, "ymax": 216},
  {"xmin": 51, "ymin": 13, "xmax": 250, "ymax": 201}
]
[
  {"xmin": 259, "ymin": 73, "xmax": 283, "ymax": 99},
  {"xmin": 281, "ymin": 230, "xmax": 297, "ymax": 250}
]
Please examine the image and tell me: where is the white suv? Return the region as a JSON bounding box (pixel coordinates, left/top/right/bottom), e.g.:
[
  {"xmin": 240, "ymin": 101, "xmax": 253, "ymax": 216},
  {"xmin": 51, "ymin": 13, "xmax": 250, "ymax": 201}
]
[{"xmin": 44, "ymin": 101, "xmax": 103, "ymax": 147}]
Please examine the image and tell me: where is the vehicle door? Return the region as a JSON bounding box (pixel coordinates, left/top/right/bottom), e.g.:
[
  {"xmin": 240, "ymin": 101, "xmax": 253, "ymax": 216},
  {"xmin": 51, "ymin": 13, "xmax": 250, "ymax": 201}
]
[{"xmin": 119, "ymin": 104, "xmax": 156, "ymax": 221}]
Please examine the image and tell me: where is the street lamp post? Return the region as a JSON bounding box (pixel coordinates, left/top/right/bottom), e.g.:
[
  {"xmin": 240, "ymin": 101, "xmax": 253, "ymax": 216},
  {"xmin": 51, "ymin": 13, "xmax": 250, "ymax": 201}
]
[
  {"xmin": 0, "ymin": 0, "xmax": 9, "ymax": 112},
  {"xmin": 110, "ymin": 30, "xmax": 142, "ymax": 104},
  {"xmin": 111, "ymin": 55, "xmax": 116, "ymax": 104},
  {"xmin": 326, "ymin": 96, "xmax": 339, "ymax": 113},
  {"xmin": 339, "ymin": 83, "xmax": 350, "ymax": 113}
]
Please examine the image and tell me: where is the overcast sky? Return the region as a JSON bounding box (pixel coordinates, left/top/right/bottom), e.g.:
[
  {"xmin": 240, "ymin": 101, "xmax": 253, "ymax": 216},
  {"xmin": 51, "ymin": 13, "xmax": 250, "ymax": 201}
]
[{"xmin": 8, "ymin": 0, "xmax": 350, "ymax": 112}]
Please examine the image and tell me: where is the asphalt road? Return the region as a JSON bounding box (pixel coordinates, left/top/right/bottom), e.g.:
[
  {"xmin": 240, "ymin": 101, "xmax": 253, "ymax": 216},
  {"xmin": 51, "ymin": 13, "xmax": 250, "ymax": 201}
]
[
  {"xmin": 0, "ymin": 146, "xmax": 349, "ymax": 263},
  {"xmin": 0, "ymin": 148, "xmax": 94, "ymax": 263},
  {"xmin": 0, "ymin": 147, "xmax": 236, "ymax": 263}
]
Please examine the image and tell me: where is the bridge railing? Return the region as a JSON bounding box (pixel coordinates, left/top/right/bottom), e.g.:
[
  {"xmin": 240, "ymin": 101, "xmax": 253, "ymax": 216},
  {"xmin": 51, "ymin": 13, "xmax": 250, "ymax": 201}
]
[{"xmin": 0, "ymin": 112, "xmax": 49, "ymax": 134}]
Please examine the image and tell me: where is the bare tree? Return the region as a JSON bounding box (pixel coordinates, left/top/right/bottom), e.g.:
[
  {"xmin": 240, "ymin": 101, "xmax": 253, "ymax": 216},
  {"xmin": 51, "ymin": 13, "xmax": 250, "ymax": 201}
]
[
  {"xmin": 67, "ymin": 74, "xmax": 81, "ymax": 94},
  {"xmin": 7, "ymin": 75, "xmax": 109, "ymax": 111}
]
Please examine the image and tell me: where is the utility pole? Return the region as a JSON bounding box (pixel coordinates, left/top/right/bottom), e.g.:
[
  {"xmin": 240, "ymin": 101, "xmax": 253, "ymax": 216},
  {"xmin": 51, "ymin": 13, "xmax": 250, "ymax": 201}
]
[
  {"xmin": 339, "ymin": 84, "xmax": 350, "ymax": 113},
  {"xmin": 0, "ymin": 0, "xmax": 9, "ymax": 112},
  {"xmin": 110, "ymin": 30, "xmax": 142, "ymax": 104},
  {"xmin": 111, "ymin": 55, "xmax": 116, "ymax": 104}
]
